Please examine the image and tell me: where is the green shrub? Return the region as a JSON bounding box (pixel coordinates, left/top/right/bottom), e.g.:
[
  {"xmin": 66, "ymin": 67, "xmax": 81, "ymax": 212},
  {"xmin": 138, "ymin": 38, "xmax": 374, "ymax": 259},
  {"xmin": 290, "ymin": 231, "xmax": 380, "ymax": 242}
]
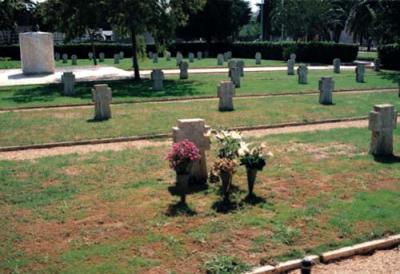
[
  {"xmin": 204, "ymin": 255, "xmax": 250, "ymax": 274},
  {"xmin": 378, "ymin": 43, "xmax": 400, "ymax": 70}
]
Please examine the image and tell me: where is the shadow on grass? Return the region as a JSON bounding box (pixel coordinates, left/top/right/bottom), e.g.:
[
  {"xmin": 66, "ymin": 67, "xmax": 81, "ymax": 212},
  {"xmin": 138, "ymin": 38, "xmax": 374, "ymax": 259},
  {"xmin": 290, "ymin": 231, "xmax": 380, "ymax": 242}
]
[
  {"xmin": 166, "ymin": 201, "xmax": 197, "ymax": 217},
  {"xmin": 2, "ymin": 78, "xmax": 201, "ymax": 105},
  {"xmin": 377, "ymin": 71, "xmax": 400, "ymax": 86},
  {"xmin": 241, "ymin": 193, "xmax": 266, "ymax": 205},
  {"xmin": 211, "ymin": 199, "xmax": 240, "ymax": 214},
  {"xmin": 373, "ymin": 154, "xmax": 400, "ymax": 164}
]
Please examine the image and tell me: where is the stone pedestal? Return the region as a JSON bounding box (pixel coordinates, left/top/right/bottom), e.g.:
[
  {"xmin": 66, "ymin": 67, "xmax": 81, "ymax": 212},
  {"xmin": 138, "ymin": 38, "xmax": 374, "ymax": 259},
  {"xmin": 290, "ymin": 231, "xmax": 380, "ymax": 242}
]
[
  {"xmin": 62, "ymin": 54, "xmax": 68, "ymax": 64},
  {"xmin": 297, "ymin": 64, "xmax": 308, "ymax": 84},
  {"xmin": 230, "ymin": 67, "xmax": 241, "ymax": 88},
  {"xmin": 333, "ymin": 58, "xmax": 341, "ymax": 73},
  {"xmin": 92, "ymin": 84, "xmax": 112, "ymax": 121},
  {"xmin": 287, "ymin": 59, "xmax": 295, "ymax": 75},
  {"xmin": 218, "ymin": 81, "xmax": 235, "ymax": 111},
  {"xmin": 237, "ymin": 60, "xmax": 245, "ymax": 77},
  {"xmin": 255, "ymin": 52, "xmax": 262, "ymax": 65},
  {"xmin": 19, "ymin": 32, "xmax": 55, "ymax": 75},
  {"xmin": 369, "ymin": 104, "xmax": 397, "ymax": 156},
  {"xmin": 217, "ymin": 54, "xmax": 224, "ymax": 66},
  {"xmin": 152, "ymin": 53, "xmax": 159, "ymax": 64},
  {"xmin": 374, "ymin": 58, "xmax": 381, "ymax": 72},
  {"xmin": 355, "ymin": 63, "xmax": 365, "ymax": 83},
  {"xmin": 172, "ymin": 119, "xmax": 211, "ymax": 184},
  {"xmin": 61, "ymin": 72, "xmax": 75, "ymax": 96},
  {"xmin": 188, "ymin": 53, "xmax": 194, "ymax": 63},
  {"xmin": 114, "ymin": 54, "xmax": 120, "ymax": 64},
  {"xmin": 319, "ymin": 77, "xmax": 334, "ymax": 105},
  {"xmin": 99, "ymin": 52, "xmax": 105, "ymax": 62},
  {"xmin": 151, "ymin": 69, "xmax": 164, "ymax": 91},
  {"xmin": 176, "ymin": 52, "xmax": 183, "ymax": 66},
  {"xmin": 197, "ymin": 51, "xmax": 202, "ymax": 60},
  {"xmin": 180, "ymin": 61, "xmax": 189, "ymax": 79},
  {"xmin": 71, "ymin": 55, "xmax": 77, "ymax": 65}
]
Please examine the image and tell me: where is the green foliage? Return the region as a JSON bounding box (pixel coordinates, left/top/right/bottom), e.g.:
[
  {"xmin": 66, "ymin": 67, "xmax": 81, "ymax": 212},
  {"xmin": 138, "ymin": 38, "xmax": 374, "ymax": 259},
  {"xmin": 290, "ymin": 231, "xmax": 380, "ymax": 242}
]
[
  {"xmin": 204, "ymin": 255, "xmax": 250, "ymax": 274},
  {"xmin": 378, "ymin": 44, "xmax": 400, "ymax": 70}
]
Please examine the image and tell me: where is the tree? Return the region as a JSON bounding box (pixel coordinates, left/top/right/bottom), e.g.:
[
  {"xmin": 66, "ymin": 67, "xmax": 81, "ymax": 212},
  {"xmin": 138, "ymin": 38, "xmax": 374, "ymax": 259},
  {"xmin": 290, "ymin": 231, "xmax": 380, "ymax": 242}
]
[
  {"xmin": 327, "ymin": 0, "xmax": 353, "ymax": 43},
  {"xmin": 40, "ymin": 0, "xmax": 109, "ymax": 65},
  {"xmin": 177, "ymin": 0, "xmax": 251, "ymax": 43},
  {"xmin": 108, "ymin": 0, "xmax": 205, "ymax": 80}
]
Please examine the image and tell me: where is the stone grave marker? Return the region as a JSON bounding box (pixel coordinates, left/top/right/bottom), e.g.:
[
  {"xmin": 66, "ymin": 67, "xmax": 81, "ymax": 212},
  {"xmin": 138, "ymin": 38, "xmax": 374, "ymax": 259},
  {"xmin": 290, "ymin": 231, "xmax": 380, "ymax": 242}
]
[
  {"xmin": 92, "ymin": 84, "xmax": 112, "ymax": 121},
  {"xmin": 176, "ymin": 52, "xmax": 183, "ymax": 66},
  {"xmin": 172, "ymin": 119, "xmax": 211, "ymax": 184},
  {"xmin": 62, "ymin": 53, "xmax": 68, "ymax": 64},
  {"xmin": 55, "ymin": 52, "xmax": 60, "ymax": 61},
  {"xmin": 230, "ymin": 66, "xmax": 241, "ymax": 88},
  {"xmin": 151, "ymin": 69, "xmax": 164, "ymax": 91},
  {"xmin": 188, "ymin": 52, "xmax": 194, "ymax": 63},
  {"xmin": 374, "ymin": 58, "xmax": 381, "ymax": 72},
  {"xmin": 319, "ymin": 77, "xmax": 334, "ymax": 105},
  {"xmin": 218, "ymin": 81, "xmax": 235, "ymax": 111},
  {"xmin": 152, "ymin": 53, "xmax": 159, "ymax": 64},
  {"xmin": 180, "ymin": 61, "xmax": 189, "ymax": 79},
  {"xmin": 197, "ymin": 51, "xmax": 202, "ymax": 60},
  {"xmin": 114, "ymin": 53, "xmax": 120, "ymax": 64},
  {"xmin": 71, "ymin": 54, "xmax": 77, "ymax": 65},
  {"xmin": 99, "ymin": 52, "xmax": 105, "ymax": 62},
  {"xmin": 119, "ymin": 51, "xmax": 124, "ymax": 59},
  {"xmin": 355, "ymin": 63, "xmax": 365, "ymax": 83},
  {"xmin": 223, "ymin": 52, "xmax": 229, "ymax": 62},
  {"xmin": 237, "ymin": 60, "xmax": 245, "ymax": 77},
  {"xmin": 290, "ymin": 53, "xmax": 296, "ymax": 61},
  {"xmin": 287, "ymin": 59, "xmax": 295, "ymax": 75},
  {"xmin": 255, "ymin": 52, "xmax": 262, "ymax": 65},
  {"xmin": 333, "ymin": 58, "xmax": 341, "ymax": 73},
  {"xmin": 228, "ymin": 60, "xmax": 237, "ymax": 77},
  {"xmin": 166, "ymin": 52, "xmax": 171, "ymax": 61},
  {"xmin": 88, "ymin": 52, "xmax": 93, "ymax": 60},
  {"xmin": 217, "ymin": 54, "xmax": 224, "ymax": 66},
  {"xmin": 369, "ymin": 104, "xmax": 397, "ymax": 156},
  {"xmin": 61, "ymin": 72, "xmax": 75, "ymax": 96},
  {"xmin": 297, "ymin": 64, "xmax": 308, "ymax": 84}
]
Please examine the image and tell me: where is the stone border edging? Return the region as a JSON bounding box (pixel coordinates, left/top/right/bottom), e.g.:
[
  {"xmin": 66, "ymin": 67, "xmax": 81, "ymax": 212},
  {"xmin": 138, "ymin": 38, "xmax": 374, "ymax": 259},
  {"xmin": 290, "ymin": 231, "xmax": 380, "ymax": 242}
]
[
  {"xmin": 0, "ymin": 87, "xmax": 396, "ymax": 112},
  {"xmin": 246, "ymin": 234, "xmax": 400, "ymax": 274},
  {"xmin": 0, "ymin": 116, "xmax": 373, "ymax": 152}
]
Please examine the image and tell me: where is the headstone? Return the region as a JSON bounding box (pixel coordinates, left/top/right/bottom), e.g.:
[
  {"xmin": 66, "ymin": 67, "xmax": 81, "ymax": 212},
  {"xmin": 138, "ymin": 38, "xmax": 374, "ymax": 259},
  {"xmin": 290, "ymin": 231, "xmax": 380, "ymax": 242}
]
[
  {"xmin": 369, "ymin": 104, "xmax": 397, "ymax": 156},
  {"xmin": 204, "ymin": 51, "xmax": 209, "ymax": 58},
  {"xmin": 333, "ymin": 58, "xmax": 341, "ymax": 73},
  {"xmin": 151, "ymin": 69, "xmax": 164, "ymax": 91},
  {"xmin": 217, "ymin": 54, "xmax": 224, "ymax": 66},
  {"xmin": 55, "ymin": 52, "xmax": 60, "ymax": 61},
  {"xmin": 188, "ymin": 52, "xmax": 194, "ymax": 63},
  {"xmin": 197, "ymin": 51, "xmax": 203, "ymax": 60},
  {"xmin": 92, "ymin": 84, "xmax": 112, "ymax": 121},
  {"xmin": 218, "ymin": 81, "xmax": 236, "ymax": 111},
  {"xmin": 255, "ymin": 52, "xmax": 262, "ymax": 65},
  {"xmin": 99, "ymin": 52, "xmax": 105, "ymax": 62},
  {"xmin": 88, "ymin": 52, "xmax": 93, "ymax": 60},
  {"xmin": 297, "ymin": 64, "xmax": 308, "ymax": 84},
  {"xmin": 61, "ymin": 72, "xmax": 75, "ymax": 96},
  {"xmin": 230, "ymin": 67, "xmax": 241, "ymax": 88},
  {"xmin": 374, "ymin": 58, "xmax": 381, "ymax": 72},
  {"xmin": 62, "ymin": 53, "xmax": 68, "ymax": 64},
  {"xmin": 152, "ymin": 53, "xmax": 159, "ymax": 64},
  {"xmin": 19, "ymin": 32, "xmax": 55, "ymax": 75},
  {"xmin": 290, "ymin": 53, "xmax": 296, "ymax": 61},
  {"xmin": 237, "ymin": 60, "xmax": 245, "ymax": 77},
  {"xmin": 319, "ymin": 77, "xmax": 334, "ymax": 105},
  {"xmin": 71, "ymin": 54, "xmax": 77, "ymax": 65},
  {"xmin": 180, "ymin": 61, "xmax": 189, "ymax": 79},
  {"xmin": 148, "ymin": 51, "xmax": 153, "ymax": 59},
  {"xmin": 228, "ymin": 60, "xmax": 237, "ymax": 77},
  {"xmin": 114, "ymin": 54, "xmax": 120, "ymax": 64},
  {"xmin": 223, "ymin": 52, "xmax": 229, "ymax": 62},
  {"xmin": 176, "ymin": 52, "xmax": 183, "ymax": 66},
  {"xmin": 166, "ymin": 52, "xmax": 171, "ymax": 61},
  {"xmin": 287, "ymin": 59, "xmax": 295, "ymax": 75},
  {"xmin": 119, "ymin": 51, "xmax": 124, "ymax": 59},
  {"xmin": 172, "ymin": 119, "xmax": 211, "ymax": 184},
  {"xmin": 355, "ymin": 63, "xmax": 365, "ymax": 83},
  {"xmin": 226, "ymin": 51, "xmax": 232, "ymax": 60}
]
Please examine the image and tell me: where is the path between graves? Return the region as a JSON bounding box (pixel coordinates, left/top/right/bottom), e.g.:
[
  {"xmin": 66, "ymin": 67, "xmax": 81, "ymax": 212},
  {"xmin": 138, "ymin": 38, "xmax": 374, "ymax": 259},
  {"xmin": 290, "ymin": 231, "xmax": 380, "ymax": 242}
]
[
  {"xmin": 0, "ymin": 87, "xmax": 396, "ymax": 113},
  {"xmin": 0, "ymin": 117, "xmax": 380, "ymax": 161}
]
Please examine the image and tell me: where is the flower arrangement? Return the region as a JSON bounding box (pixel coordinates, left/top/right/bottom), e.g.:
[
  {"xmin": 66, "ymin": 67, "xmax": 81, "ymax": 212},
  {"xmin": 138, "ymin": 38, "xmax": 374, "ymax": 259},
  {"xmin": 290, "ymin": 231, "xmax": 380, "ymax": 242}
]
[
  {"xmin": 239, "ymin": 142, "xmax": 273, "ymax": 171},
  {"xmin": 214, "ymin": 130, "xmax": 242, "ymax": 159},
  {"xmin": 167, "ymin": 139, "xmax": 201, "ymax": 174}
]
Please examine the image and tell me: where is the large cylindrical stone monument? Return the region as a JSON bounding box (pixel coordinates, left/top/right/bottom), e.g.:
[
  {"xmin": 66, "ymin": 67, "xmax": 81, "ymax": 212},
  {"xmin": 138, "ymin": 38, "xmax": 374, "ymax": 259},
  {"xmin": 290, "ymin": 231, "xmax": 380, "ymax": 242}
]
[{"xmin": 19, "ymin": 32, "xmax": 55, "ymax": 75}]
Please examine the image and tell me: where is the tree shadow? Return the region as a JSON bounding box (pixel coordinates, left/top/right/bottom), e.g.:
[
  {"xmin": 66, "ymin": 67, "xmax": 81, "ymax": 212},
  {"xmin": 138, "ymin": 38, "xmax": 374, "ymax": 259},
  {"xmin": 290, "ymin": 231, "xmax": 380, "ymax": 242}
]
[
  {"xmin": 165, "ymin": 200, "xmax": 197, "ymax": 217},
  {"xmin": 377, "ymin": 71, "xmax": 400, "ymax": 86},
  {"xmin": 373, "ymin": 154, "xmax": 400, "ymax": 164}
]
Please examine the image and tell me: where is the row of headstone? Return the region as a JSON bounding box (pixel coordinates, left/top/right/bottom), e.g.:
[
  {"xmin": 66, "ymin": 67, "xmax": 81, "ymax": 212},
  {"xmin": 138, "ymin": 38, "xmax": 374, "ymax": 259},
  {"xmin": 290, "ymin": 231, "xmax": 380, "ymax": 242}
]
[{"xmin": 56, "ymin": 52, "xmax": 119, "ymax": 63}]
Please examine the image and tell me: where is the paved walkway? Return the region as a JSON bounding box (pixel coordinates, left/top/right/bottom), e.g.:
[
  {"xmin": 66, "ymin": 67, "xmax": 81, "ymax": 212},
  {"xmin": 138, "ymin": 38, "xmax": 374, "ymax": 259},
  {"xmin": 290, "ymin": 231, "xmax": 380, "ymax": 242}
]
[{"xmin": 0, "ymin": 65, "xmax": 359, "ymax": 87}]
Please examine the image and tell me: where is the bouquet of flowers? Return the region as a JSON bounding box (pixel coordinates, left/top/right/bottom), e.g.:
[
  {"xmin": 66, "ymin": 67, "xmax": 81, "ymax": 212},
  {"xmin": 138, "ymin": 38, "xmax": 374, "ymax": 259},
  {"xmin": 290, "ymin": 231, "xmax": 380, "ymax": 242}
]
[
  {"xmin": 239, "ymin": 142, "xmax": 272, "ymax": 171},
  {"xmin": 167, "ymin": 139, "xmax": 201, "ymax": 174}
]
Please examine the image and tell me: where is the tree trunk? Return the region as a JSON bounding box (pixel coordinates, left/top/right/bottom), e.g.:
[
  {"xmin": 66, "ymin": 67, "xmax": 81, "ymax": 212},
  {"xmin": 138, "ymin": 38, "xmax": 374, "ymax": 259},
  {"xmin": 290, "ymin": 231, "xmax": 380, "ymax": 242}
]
[
  {"xmin": 130, "ymin": 27, "xmax": 140, "ymax": 80},
  {"xmin": 90, "ymin": 33, "xmax": 97, "ymax": 66}
]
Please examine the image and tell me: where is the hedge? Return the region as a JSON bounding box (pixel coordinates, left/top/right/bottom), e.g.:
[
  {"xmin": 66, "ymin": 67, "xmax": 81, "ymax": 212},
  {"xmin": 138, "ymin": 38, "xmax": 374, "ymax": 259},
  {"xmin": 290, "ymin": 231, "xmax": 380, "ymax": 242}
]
[
  {"xmin": 0, "ymin": 41, "xmax": 358, "ymax": 64},
  {"xmin": 378, "ymin": 44, "xmax": 400, "ymax": 70}
]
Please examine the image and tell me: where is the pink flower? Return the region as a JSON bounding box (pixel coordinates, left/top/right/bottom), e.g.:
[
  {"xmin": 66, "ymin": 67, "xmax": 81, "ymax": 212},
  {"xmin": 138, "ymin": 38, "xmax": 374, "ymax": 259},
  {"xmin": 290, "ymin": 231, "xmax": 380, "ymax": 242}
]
[{"xmin": 166, "ymin": 140, "xmax": 201, "ymax": 171}]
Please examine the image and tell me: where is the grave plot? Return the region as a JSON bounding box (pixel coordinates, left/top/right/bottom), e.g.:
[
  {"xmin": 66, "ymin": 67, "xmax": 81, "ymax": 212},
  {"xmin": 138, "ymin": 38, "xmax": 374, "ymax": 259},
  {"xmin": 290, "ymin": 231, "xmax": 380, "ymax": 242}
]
[{"xmin": 0, "ymin": 126, "xmax": 399, "ymax": 273}]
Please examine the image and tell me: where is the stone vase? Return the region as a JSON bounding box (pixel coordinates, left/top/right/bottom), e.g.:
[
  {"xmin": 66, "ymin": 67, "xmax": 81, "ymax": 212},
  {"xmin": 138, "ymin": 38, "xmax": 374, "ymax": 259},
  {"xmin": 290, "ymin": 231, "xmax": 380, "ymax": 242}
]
[
  {"xmin": 220, "ymin": 170, "xmax": 233, "ymax": 203},
  {"xmin": 246, "ymin": 168, "xmax": 258, "ymax": 196}
]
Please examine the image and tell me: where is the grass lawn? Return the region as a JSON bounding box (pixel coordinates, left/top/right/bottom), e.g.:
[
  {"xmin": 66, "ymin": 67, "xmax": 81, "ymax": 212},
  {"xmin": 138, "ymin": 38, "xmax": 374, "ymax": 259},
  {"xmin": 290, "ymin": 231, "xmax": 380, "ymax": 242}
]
[
  {"xmin": 0, "ymin": 70, "xmax": 398, "ymax": 109},
  {"xmin": 357, "ymin": 51, "xmax": 378, "ymax": 61},
  {"xmin": 0, "ymin": 126, "xmax": 399, "ymax": 273},
  {"xmin": 0, "ymin": 91, "xmax": 399, "ymax": 147},
  {"xmin": 0, "ymin": 57, "xmax": 290, "ymax": 70}
]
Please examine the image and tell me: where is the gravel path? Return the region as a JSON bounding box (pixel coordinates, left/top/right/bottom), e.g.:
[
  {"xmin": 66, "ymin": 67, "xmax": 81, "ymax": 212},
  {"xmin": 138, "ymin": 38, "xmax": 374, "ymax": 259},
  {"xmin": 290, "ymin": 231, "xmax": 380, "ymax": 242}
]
[
  {"xmin": 0, "ymin": 118, "xmax": 369, "ymax": 161},
  {"xmin": 290, "ymin": 247, "xmax": 400, "ymax": 274}
]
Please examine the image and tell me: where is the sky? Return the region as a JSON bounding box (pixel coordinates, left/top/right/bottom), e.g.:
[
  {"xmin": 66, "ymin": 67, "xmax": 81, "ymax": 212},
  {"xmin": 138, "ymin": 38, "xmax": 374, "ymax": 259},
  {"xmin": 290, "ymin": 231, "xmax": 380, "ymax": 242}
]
[{"xmin": 248, "ymin": 0, "xmax": 259, "ymax": 12}]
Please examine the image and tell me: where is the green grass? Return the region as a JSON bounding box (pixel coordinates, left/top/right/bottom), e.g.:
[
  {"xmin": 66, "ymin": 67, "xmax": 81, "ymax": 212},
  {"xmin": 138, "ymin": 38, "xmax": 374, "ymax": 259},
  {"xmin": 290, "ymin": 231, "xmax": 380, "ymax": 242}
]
[
  {"xmin": 0, "ymin": 126, "xmax": 399, "ymax": 273},
  {"xmin": 0, "ymin": 70, "xmax": 398, "ymax": 109},
  {"xmin": 0, "ymin": 57, "xmax": 290, "ymax": 70},
  {"xmin": 0, "ymin": 90, "xmax": 399, "ymax": 147},
  {"xmin": 357, "ymin": 51, "xmax": 378, "ymax": 61}
]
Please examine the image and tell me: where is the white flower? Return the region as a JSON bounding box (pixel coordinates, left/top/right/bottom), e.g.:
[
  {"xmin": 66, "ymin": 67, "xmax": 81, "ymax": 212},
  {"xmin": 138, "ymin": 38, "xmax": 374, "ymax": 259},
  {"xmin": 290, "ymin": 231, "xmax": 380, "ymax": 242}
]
[
  {"xmin": 230, "ymin": 131, "xmax": 242, "ymax": 140},
  {"xmin": 238, "ymin": 141, "xmax": 250, "ymax": 156}
]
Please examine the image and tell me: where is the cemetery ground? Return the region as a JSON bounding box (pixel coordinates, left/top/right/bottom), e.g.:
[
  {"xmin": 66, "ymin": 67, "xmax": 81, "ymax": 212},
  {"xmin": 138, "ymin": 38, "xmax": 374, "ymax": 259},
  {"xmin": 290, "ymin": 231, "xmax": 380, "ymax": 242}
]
[
  {"xmin": 0, "ymin": 70, "xmax": 398, "ymax": 109},
  {"xmin": 0, "ymin": 57, "xmax": 290, "ymax": 70},
  {"xmin": 0, "ymin": 127, "xmax": 399, "ymax": 273}
]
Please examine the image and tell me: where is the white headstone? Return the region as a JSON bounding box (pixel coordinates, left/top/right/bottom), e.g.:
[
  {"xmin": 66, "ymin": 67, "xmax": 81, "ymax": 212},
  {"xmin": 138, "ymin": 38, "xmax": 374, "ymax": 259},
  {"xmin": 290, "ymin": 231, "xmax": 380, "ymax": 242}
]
[
  {"xmin": 290, "ymin": 53, "xmax": 296, "ymax": 61},
  {"xmin": 369, "ymin": 104, "xmax": 397, "ymax": 156},
  {"xmin": 92, "ymin": 84, "xmax": 112, "ymax": 121}
]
